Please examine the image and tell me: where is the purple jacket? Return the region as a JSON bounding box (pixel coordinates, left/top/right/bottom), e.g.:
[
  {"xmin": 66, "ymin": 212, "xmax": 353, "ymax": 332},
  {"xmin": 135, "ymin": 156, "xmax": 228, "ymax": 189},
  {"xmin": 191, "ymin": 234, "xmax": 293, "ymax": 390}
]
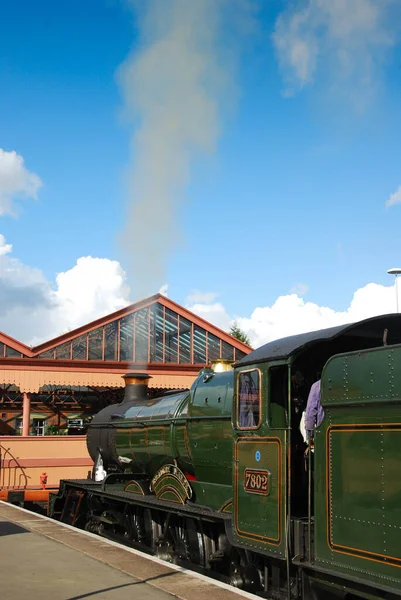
[{"xmin": 304, "ymin": 380, "xmax": 324, "ymax": 437}]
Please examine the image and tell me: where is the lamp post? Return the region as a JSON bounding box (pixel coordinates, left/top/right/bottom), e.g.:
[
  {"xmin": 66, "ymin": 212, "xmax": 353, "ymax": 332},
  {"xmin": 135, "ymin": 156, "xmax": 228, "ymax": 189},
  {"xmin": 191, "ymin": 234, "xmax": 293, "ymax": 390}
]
[{"xmin": 387, "ymin": 268, "xmax": 401, "ymax": 313}]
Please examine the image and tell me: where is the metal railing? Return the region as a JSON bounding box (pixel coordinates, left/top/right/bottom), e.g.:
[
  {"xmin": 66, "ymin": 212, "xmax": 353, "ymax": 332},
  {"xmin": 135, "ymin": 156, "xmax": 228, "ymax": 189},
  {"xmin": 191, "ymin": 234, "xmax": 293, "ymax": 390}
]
[{"xmin": 0, "ymin": 444, "xmax": 28, "ymax": 490}]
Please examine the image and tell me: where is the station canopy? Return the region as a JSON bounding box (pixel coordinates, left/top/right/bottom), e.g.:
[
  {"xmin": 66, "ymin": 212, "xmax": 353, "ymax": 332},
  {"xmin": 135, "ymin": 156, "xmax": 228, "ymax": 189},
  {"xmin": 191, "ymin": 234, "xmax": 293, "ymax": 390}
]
[{"xmin": 0, "ymin": 294, "xmax": 252, "ymax": 394}]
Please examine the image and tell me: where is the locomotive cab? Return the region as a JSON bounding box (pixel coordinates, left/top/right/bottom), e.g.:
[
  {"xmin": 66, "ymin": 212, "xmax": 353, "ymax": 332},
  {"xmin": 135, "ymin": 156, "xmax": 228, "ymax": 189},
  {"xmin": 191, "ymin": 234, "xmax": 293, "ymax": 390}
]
[{"xmin": 231, "ymin": 313, "xmax": 401, "ymax": 560}]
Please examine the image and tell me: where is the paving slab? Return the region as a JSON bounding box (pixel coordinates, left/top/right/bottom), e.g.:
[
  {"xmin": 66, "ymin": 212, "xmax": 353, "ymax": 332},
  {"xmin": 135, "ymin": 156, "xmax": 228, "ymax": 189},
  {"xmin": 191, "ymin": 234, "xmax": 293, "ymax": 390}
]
[
  {"xmin": 0, "ymin": 518, "xmax": 175, "ymax": 600},
  {"xmin": 0, "ymin": 502, "xmax": 256, "ymax": 600}
]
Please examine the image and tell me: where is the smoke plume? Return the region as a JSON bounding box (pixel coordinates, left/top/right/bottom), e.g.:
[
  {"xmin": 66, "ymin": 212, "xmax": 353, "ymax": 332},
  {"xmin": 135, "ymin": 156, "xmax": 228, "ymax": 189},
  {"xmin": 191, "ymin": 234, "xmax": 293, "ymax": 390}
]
[{"xmin": 118, "ymin": 0, "xmax": 252, "ymax": 299}]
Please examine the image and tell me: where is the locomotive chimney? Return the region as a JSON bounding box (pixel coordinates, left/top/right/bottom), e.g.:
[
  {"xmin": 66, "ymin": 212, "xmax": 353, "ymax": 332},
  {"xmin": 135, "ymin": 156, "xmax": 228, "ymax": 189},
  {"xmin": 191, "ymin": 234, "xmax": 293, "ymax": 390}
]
[{"xmin": 122, "ymin": 372, "xmax": 152, "ymax": 404}]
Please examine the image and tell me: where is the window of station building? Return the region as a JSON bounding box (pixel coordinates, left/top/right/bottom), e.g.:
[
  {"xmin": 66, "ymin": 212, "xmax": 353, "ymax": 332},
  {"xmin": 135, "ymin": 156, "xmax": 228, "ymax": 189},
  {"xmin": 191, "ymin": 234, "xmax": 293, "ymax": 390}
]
[
  {"xmin": 32, "ymin": 418, "xmax": 45, "ymax": 436},
  {"xmin": 208, "ymin": 333, "xmax": 221, "ymax": 362},
  {"xmin": 88, "ymin": 328, "xmax": 102, "ymax": 360},
  {"xmin": 56, "ymin": 342, "xmax": 71, "ymax": 360},
  {"xmin": 222, "ymin": 341, "xmax": 234, "ymax": 361},
  {"xmin": 5, "ymin": 345, "xmax": 21, "ymax": 358},
  {"xmin": 135, "ymin": 308, "xmax": 149, "ymax": 363},
  {"xmin": 15, "ymin": 417, "xmax": 23, "ymax": 435},
  {"xmin": 179, "ymin": 317, "xmax": 191, "ymax": 364},
  {"xmin": 237, "ymin": 369, "xmax": 261, "ymax": 430},
  {"xmin": 235, "ymin": 349, "xmax": 247, "ymax": 361},
  {"xmin": 0, "ymin": 342, "xmax": 4, "ymax": 358},
  {"xmin": 193, "ymin": 325, "xmax": 207, "ymax": 363},
  {"xmin": 149, "ymin": 303, "xmax": 164, "ymax": 362},
  {"xmin": 104, "ymin": 321, "xmax": 118, "ymax": 361},
  {"xmin": 149, "ymin": 304, "xmax": 155, "ymax": 362},
  {"xmin": 72, "ymin": 334, "xmax": 87, "ymax": 360},
  {"xmin": 38, "ymin": 348, "xmax": 55, "ymax": 359},
  {"xmin": 165, "ymin": 308, "xmax": 178, "ymax": 363},
  {"xmin": 120, "ymin": 314, "xmax": 134, "ymax": 362}
]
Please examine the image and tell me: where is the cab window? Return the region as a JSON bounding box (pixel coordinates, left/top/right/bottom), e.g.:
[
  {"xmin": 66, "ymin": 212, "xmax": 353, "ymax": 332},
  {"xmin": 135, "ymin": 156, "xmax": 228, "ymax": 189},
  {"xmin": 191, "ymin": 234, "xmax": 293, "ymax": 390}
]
[{"xmin": 237, "ymin": 369, "xmax": 261, "ymax": 429}]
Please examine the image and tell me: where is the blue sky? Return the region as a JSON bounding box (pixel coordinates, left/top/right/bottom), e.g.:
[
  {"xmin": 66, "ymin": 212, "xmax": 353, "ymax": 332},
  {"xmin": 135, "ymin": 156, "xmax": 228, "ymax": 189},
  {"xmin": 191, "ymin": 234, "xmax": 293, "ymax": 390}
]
[{"xmin": 1, "ymin": 0, "xmax": 401, "ymax": 345}]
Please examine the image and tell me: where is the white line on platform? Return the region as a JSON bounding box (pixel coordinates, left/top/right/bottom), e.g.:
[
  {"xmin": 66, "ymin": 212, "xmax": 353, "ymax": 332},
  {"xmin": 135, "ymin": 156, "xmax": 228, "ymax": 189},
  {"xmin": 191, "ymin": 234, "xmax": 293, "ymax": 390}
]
[{"xmin": 0, "ymin": 501, "xmax": 259, "ymax": 600}]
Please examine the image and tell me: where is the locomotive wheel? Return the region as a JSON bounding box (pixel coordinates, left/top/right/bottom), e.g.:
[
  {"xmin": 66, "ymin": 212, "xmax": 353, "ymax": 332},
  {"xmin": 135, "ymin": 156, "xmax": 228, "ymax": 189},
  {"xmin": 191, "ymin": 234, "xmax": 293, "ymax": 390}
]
[
  {"xmin": 243, "ymin": 551, "xmax": 264, "ymax": 591},
  {"xmin": 85, "ymin": 519, "xmax": 100, "ymax": 534},
  {"xmin": 143, "ymin": 509, "xmax": 164, "ymax": 553},
  {"xmin": 160, "ymin": 517, "xmax": 205, "ymax": 567},
  {"xmin": 229, "ymin": 559, "xmax": 244, "ymax": 589},
  {"xmin": 200, "ymin": 522, "xmax": 216, "ymax": 569},
  {"xmin": 124, "ymin": 506, "xmax": 146, "ymax": 545},
  {"xmin": 228, "ymin": 550, "xmax": 246, "ymax": 589}
]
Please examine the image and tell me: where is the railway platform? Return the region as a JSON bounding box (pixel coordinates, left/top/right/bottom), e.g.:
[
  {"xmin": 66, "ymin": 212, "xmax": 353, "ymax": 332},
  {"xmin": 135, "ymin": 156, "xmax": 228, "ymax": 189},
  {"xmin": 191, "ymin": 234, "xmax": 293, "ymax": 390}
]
[{"xmin": 0, "ymin": 501, "xmax": 255, "ymax": 600}]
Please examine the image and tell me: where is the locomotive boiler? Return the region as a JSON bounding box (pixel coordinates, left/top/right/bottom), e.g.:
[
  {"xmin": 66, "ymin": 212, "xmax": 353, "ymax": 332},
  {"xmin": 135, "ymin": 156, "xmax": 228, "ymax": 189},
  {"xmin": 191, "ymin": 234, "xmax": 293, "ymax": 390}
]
[
  {"xmin": 50, "ymin": 313, "xmax": 401, "ymax": 600},
  {"xmin": 86, "ymin": 368, "xmax": 234, "ymax": 501}
]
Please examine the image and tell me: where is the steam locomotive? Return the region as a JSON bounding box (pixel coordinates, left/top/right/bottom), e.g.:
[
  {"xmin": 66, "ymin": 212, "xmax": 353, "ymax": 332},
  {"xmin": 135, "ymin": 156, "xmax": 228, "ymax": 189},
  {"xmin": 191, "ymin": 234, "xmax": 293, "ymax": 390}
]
[{"xmin": 50, "ymin": 313, "xmax": 401, "ymax": 599}]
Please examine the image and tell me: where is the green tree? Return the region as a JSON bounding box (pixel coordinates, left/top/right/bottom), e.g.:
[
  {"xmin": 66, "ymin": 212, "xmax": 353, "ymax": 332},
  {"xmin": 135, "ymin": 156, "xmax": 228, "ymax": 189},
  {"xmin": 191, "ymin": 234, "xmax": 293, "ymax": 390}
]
[
  {"xmin": 45, "ymin": 424, "xmax": 68, "ymax": 436},
  {"xmin": 229, "ymin": 322, "xmax": 251, "ymax": 346}
]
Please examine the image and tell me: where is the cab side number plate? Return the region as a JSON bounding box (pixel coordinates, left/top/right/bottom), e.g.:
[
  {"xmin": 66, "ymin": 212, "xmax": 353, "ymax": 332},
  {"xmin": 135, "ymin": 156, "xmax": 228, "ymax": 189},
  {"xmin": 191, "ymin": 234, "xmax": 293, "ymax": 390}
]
[{"xmin": 244, "ymin": 469, "xmax": 269, "ymax": 495}]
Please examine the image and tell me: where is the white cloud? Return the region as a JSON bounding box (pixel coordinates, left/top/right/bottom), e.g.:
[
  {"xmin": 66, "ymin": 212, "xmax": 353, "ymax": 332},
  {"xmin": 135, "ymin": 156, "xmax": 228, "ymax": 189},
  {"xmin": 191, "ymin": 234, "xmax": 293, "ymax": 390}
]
[
  {"xmin": 273, "ymin": 0, "xmax": 398, "ymax": 104},
  {"xmin": 273, "ymin": 7, "xmax": 318, "ymax": 88},
  {"xmin": 186, "ymin": 290, "xmax": 220, "ymax": 304},
  {"xmin": 290, "ymin": 283, "xmax": 309, "ymax": 296},
  {"xmin": 1, "ymin": 237, "xmax": 398, "ymax": 353},
  {"xmin": 0, "ymin": 234, "xmax": 131, "ymax": 345},
  {"xmin": 186, "ymin": 301, "xmax": 231, "ymax": 332},
  {"xmin": 187, "ymin": 283, "xmax": 396, "ymax": 349},
  {"xmin": 0, "ymin": 234, "xmax": 12, "ymax": 255},
  {"xmin": 159, "ymin": 284, "xmax": 169, "ymax": 296},
  {"xmin": 0, "ymin": 152, "xmax": 131, "ymax": 344},
  {"xmin": 385, "ymin": 185, "xmax": 401, "ymax": 208},
  {"xmin": 0, "ymin": 148, "xmax": 42, "ymax": 215},
  {"xmin": 53, "ymin": 257, "xmax": 130, "ymax": 334}
]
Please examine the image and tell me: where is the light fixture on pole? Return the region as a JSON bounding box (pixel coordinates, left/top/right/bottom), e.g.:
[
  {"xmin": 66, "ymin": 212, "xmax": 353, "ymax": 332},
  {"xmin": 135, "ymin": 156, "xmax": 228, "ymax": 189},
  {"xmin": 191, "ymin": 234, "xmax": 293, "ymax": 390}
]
[{"xmin": 387, "ymin": 268, "xmax": 401, "ymax": 313}]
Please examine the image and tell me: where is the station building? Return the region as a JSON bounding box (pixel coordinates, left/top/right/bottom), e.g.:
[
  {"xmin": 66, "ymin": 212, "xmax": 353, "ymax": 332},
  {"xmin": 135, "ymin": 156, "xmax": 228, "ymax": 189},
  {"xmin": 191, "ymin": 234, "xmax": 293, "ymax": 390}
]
[{"xmin": 0, "ymin": 294, "xmax": 251, "ymax": 436}]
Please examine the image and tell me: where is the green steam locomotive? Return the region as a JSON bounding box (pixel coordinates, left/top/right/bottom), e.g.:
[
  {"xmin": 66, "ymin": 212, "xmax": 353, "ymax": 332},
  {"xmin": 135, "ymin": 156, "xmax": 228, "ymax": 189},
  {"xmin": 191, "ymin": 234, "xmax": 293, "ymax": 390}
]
[{"xmin": 50, "ymin": 314, "xmax": 401, "ymax": 599}]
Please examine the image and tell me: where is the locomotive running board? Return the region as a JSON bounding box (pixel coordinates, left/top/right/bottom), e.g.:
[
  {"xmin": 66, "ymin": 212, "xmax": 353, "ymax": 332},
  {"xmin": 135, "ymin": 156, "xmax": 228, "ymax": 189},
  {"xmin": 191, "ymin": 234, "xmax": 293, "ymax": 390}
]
[{"xmin": 55, "ymin": 479, "xmax": 229, "ymax": 524}]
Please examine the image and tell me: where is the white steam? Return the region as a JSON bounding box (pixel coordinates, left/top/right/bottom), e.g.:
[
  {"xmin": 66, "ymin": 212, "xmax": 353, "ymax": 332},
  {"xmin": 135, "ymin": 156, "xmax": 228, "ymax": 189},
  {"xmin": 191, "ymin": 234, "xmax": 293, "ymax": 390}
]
[{"xmin": 117, "ymin": 0, "xmax": 250, "ymax": 299}]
